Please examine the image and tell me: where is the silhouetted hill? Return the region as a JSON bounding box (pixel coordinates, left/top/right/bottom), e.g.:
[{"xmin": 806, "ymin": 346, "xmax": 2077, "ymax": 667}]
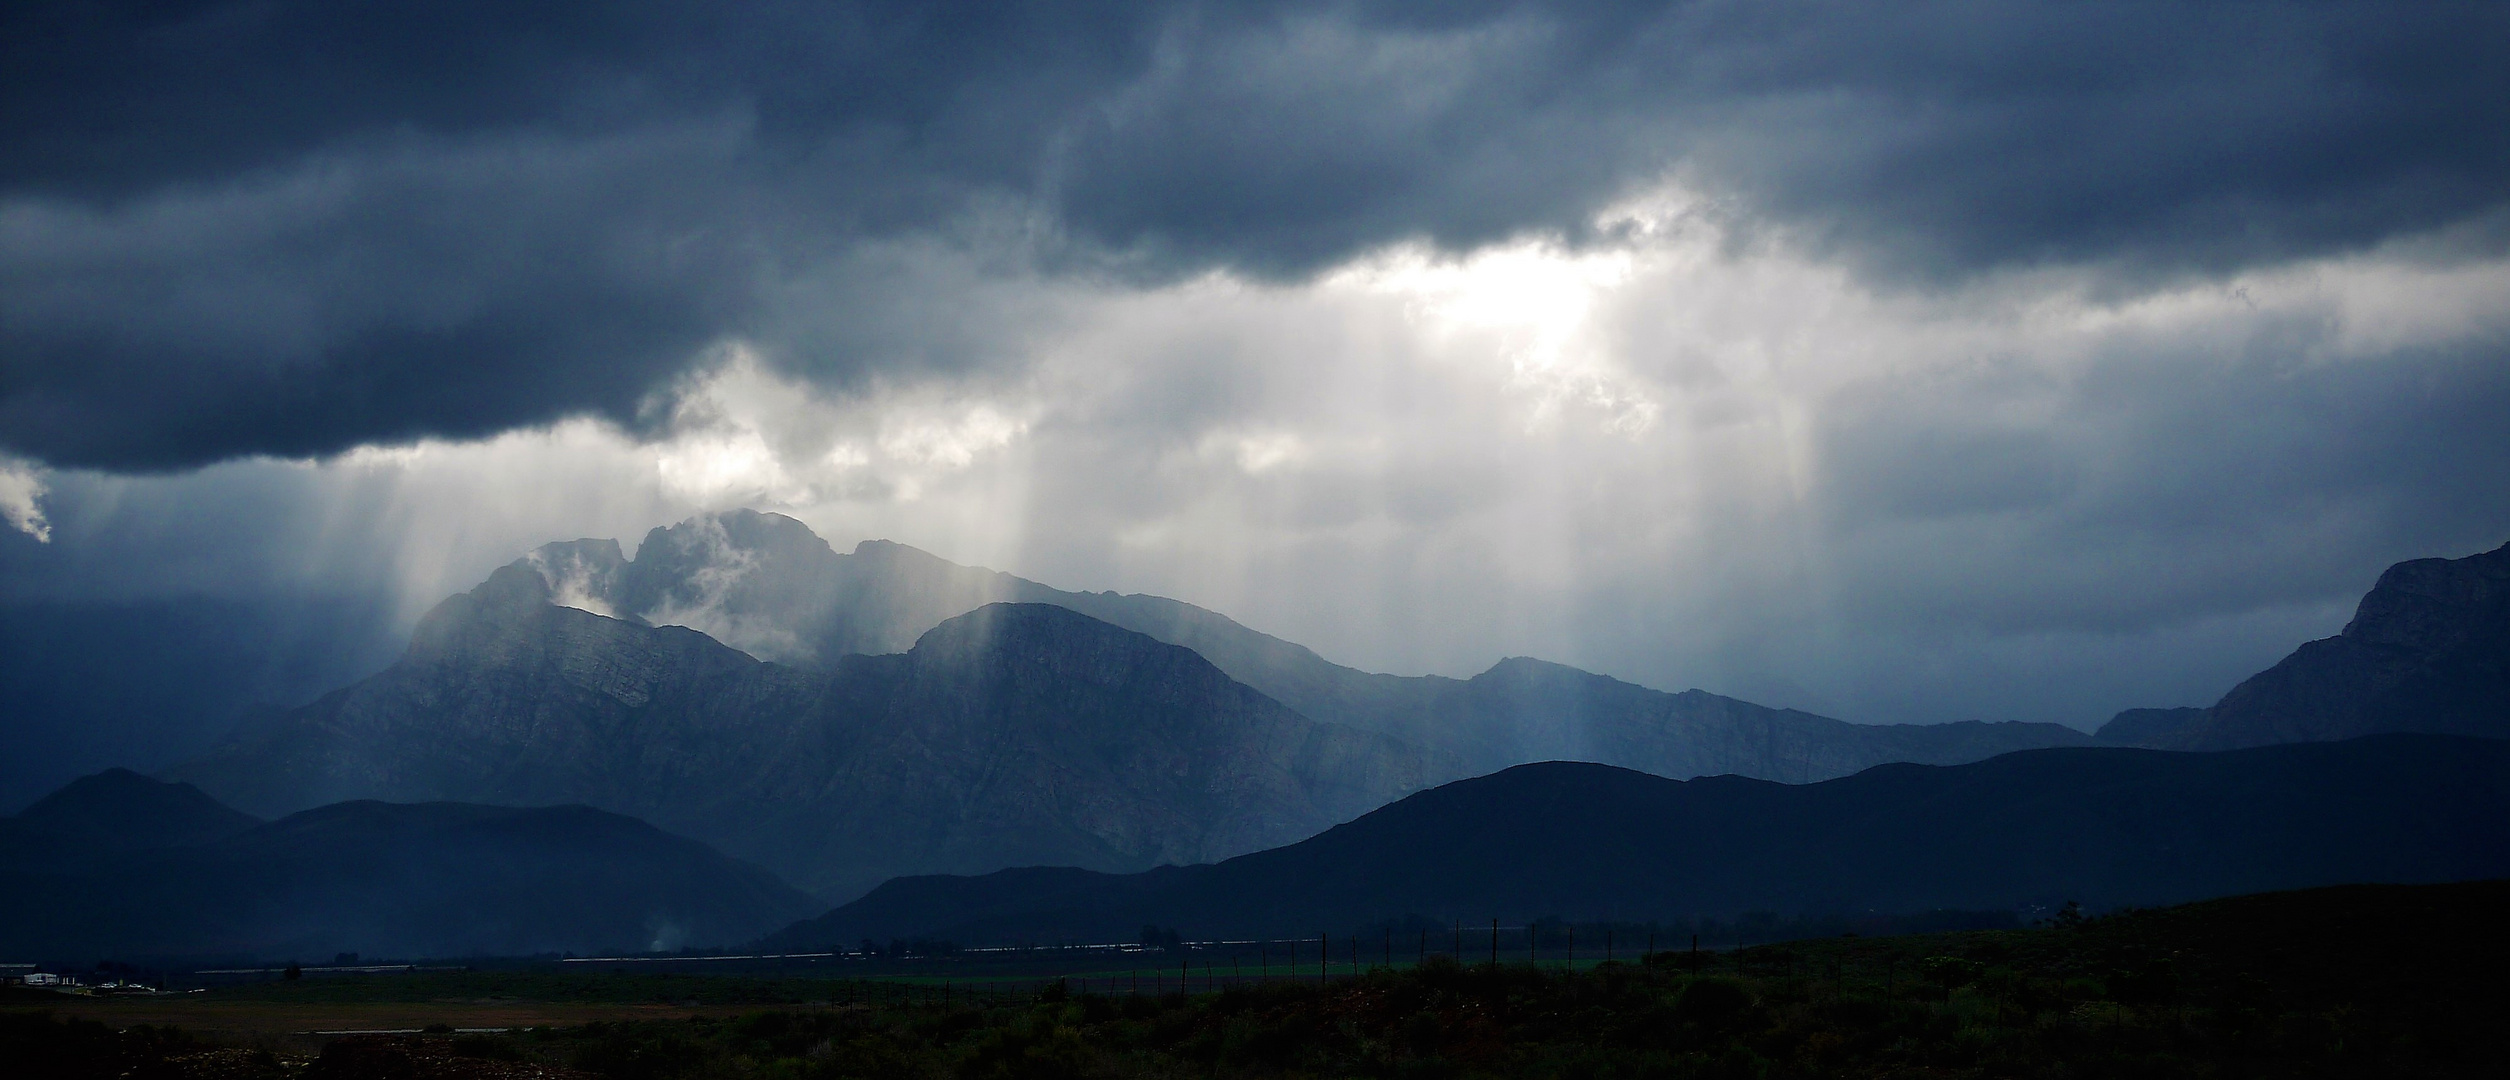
[
  {"xmin": 2099, "ymin": 540, "xmax": 2510, "ymax": 749},
  {"xmin": 764, "ymin": 734, "xmax": 2510, "ymax": 947},
  {"xmin": 11, "ymin": 767, "xmax": 259, "ymax": 852},
  {"xmin": 0, "ymin": 772, "xmax": 816, "ymax": 962},
  {"xmin": 169, "ymin": 569, "xmax": 1439, "ymax": 899},
  {"xmin": 2095, "ymin": 706, "xmax": 2209, "ymax": 745}
]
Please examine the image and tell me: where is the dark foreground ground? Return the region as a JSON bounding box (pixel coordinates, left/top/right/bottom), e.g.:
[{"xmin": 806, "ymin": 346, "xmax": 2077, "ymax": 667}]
[{"xmin": 9, "ymin": 879, "xmax": 2506, "ymax": 1079}]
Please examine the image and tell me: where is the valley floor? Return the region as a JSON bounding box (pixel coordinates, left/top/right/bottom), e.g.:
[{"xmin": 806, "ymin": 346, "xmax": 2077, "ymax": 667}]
[{"xmin": 9, "ymin": 878, "xmax": 2506, "ymax": 1078}]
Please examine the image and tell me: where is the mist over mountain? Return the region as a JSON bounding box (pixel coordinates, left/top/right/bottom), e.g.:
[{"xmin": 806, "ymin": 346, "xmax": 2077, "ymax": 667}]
[
  {"xmin": 163, "ymin": 511, "xmax": 2107, "ymax": 898},
  {"xmin": 0, "ymin": 595, "xmax": 402, "ymax": 810},
  {"xmin": 159, "ymin": 512, "xmax": 2510, "ymax": 911},
  {"xmin": 0, "ymin": 770, "xmax": 814, "ymax": 962},
  {"xmin": 768, "ymin": 734, "xmax": 2510, "ymax": 948},
  {"xmin": 512, "ymin": 510, "xmax": 2090, "ymax": 782},
  {"xmin": 169, "ymin": 560, "xmax": 1440, "ymax": 900},
  {"xmin": 2100, "ymin": 540, "xmax": 2510, "ymax": 750}
]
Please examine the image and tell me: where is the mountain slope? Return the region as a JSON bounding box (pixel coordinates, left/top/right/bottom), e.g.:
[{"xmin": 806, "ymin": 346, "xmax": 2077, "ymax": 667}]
[
  {"xmin": 520, "ymin": 510, "xmax": 2091, "ymax": 782},
  {"xmin": 0, "ymin": 772, "xmax": 816, "ymax": 961},
  {"xmin": 1415, "ymin": 657, "xmax": 2088, "ymax": 784},
  {"xmin": 170, "ymin": 561, "xmax": 1439, "ymax": 899},
  {"xmin": 2098, "ymin": 540, "xmax": 2510, "ymax": 750},
  {"xmin": 12, "ymin": 767, "xmax": 261, "ymax": 850},
  {"xmin": 765, "ymin": 734, "xmax": 2510, "ymax": 947}
]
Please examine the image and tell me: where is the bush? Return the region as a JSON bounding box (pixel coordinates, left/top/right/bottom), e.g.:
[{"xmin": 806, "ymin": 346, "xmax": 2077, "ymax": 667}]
[{"xmin": 1674, "ymin": 978, "xmax": 1753, "ymax": 1022}]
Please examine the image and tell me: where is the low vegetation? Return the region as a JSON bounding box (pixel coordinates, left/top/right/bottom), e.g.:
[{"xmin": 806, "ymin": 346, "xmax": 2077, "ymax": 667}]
[{"xmin": 7, "ymin": 880, "xmax": 2503, "ymax": 1078}]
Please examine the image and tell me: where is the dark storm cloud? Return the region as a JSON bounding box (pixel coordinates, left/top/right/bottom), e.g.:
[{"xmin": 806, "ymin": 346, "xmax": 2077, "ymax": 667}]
[
  {"xmin": 4, "ymin": 0, "xmax": 2505, "ymax": 470},
  {"xmin": 1, "ymin": 125, "xmax": 757, "ymax": 467},
  {"xmin": 1675, "ymin": 2, "xmax": 2510, "ymax": 279}
]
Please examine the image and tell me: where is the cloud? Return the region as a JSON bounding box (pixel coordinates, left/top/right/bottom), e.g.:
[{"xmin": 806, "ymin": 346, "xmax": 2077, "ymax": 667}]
[
  {"xmin": 6, "ymin": 2, "xmax": 2507, "ymax": 470},
  {"xmin": 0, "ymin": 123, "xmax": 756, "ymax": 469},
  {"xmin": 0, "ymin": 455, "xmax": 47, "ymax": 541},
  {"xmin": 15, "ymin": 184, "xmax": 2502, "ymax": 736}
]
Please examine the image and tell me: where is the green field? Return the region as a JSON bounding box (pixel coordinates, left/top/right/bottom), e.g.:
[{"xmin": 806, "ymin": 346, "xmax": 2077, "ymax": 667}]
[{"xmin": 10, "ymin": 879, "xmax": 2507, "ymax": 1078}]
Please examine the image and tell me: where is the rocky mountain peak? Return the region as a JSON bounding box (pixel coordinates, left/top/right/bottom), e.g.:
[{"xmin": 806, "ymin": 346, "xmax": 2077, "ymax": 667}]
[
  {"xmin": 2097, "ymin": 538, "xmax": 2510, "ymax": 750},
  {"xmin": 2339, "ymin": 539, "xmax": 2510, "ymax": 652},
  {"xmin": 522, "ymin": 537, "xmax": 630, "ymax": 616}
]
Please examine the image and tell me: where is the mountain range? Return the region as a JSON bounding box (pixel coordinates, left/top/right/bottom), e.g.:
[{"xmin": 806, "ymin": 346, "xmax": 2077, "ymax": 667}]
[
  {"xmin": 9, "ymin": 515, "xmax": 2506, "ymax": 960},
  {"xmin": 766, "ymin": 733, "xmax": 2510, "ymax": 947},
  {"xmin": 171, "ymin": 566, "xmax": 1441, "ymax": 899},
  {"xmin": 167, "ymin": 511, "xmax": 2093, "ymax": 898},
  {"xmin": 0, "ymin": 770, "xmax": 814, "ymax": 962},
  {"xmin": 540, "ymin": 511, "xmax": 2098, "ymax": 781}
]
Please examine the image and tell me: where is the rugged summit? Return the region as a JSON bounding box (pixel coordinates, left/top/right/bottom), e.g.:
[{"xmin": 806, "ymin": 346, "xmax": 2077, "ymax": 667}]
[
  {"xmin": 2099, "ymin": 540, "xmax": 2510, "ymax": 750},
  {"xmin": 171, "ymin": 560, "xmax": 1437, "ymax": 899}
]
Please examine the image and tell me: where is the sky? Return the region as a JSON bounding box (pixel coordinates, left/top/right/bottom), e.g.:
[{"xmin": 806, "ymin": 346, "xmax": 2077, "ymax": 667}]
[{"xmin": 4, "ymin": 2, "xmax": 2509, "ymax": 789}]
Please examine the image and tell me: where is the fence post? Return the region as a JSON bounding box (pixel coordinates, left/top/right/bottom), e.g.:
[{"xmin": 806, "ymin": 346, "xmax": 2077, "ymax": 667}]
[
  {"xmin": 1320, "ymin": 933, "xmax": 1328, "ymax": 985},
  {"xmin": 1490, "ymin": 919, "xmax": 1499, "ymax": 967}
]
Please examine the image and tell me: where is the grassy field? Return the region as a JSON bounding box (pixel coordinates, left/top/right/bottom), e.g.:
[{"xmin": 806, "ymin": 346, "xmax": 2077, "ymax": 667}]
[{"xmin": 9, "ymin": 879, "xmax": 2506, "ymax": 1078}]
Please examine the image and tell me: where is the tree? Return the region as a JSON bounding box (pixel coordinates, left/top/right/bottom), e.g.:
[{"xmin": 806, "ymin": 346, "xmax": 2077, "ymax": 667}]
[{"xmin": 2048, "ymin": 901, "xmax": 2085, "ymax": 930}]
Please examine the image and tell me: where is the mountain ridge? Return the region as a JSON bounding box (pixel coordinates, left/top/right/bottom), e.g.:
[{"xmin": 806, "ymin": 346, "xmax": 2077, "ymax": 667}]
[
  {"xmin": 764, "ymin": 733, "xmax": 2510, "ymax": 948},
  {"xmin": 514, "ymin": 510, "xmax": 2093, "ymax": 781},
  {"xmin": 169, "ymin": 510, "xmax": 2098, "ymax": 898},
  {"xmin": 169, "ymin": 572, "xmax": 1441, "ymax": 899}
]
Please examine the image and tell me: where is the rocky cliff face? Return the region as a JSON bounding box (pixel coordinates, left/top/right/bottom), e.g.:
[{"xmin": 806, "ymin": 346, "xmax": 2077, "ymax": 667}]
[
  {"xmin": 2098, "ymin": 540, "xmax": 2510, "ymax": 750},
  {"xmin": 171, "ymin": 562, "xmax": 1438, "ymax": 900}
]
